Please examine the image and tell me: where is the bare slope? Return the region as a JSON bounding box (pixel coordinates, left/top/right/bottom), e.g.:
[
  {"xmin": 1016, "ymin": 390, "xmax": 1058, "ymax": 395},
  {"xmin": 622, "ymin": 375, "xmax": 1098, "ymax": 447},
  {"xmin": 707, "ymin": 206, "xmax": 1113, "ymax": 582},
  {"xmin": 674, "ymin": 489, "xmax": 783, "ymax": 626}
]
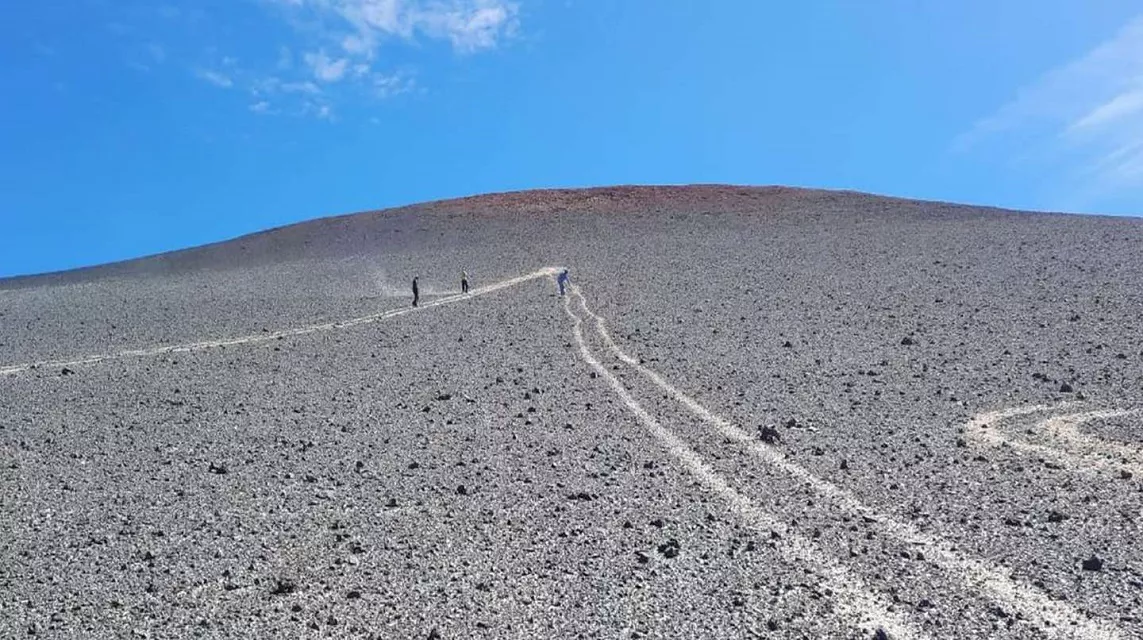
[{"xmin": 2, "ymin": 186, "xmax": 1143, "ymax": 638}]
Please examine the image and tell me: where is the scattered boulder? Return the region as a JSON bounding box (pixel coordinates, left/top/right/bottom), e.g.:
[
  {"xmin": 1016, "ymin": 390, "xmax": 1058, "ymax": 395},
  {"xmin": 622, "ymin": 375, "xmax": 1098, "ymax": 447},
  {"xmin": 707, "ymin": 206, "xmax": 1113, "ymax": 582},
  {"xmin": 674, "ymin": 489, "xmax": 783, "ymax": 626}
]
[
  {"xmin": 1060, "ymin": 382, "xmax": 1074, "ymax": 393},
  {"xmin": 428, "ymin": 627, "xmax": 442, "ymax": 640},
  {"xmin": 873, "ymin": 629, "xmax": 890, "ymax": 640},
  {"xmin": 208, "ymin": 462, "xmax": 228, "ymax": 475},
  {"xmin": 1047, "ymin": 510, "xmax": 1067, "ymax": 523},
  {"xmin": 657, "ymin": 538, "xmax": 680, "ymax": 559},
  {"xmin": 1082, "ymin": 555, "xmax": 1104, "ymax": 572},
  {"xmin": 900, "ymin": 336, "xmax": 915, "ymax": 346},
  {"xmin": 568, "ymin": 491, "xmax": 595, "ymax": 502},
  {"xmin": 270, "ymin": 578, "xmax": 297, "ymax": 595},
  {"xmin": 456, "ymin": 484, "xmax": 469, "ymax": 496},
  {"xmin": 758, "ymin": 425, "xmax": 781, "ymax": 444},
  {"xmin": 60, "ymin": 367, "xmax": 75, "ymax": 376},
  {"xmin": 1119, "ymin": 470, "xmax": 1133, "ymax": 480}
]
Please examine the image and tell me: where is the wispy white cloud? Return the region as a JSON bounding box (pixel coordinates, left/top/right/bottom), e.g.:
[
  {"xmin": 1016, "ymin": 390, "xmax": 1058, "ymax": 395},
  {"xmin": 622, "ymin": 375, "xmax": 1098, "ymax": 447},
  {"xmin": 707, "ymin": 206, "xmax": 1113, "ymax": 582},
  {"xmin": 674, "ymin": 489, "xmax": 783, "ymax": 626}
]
[
  {"xmin": 303, "ymin": 50, "xmax": 350, "ymax": 82},
  {"xmin": 373, "ymin": 70, "xmax": 415, "ymax": 98},
  {"xmin": 180, "ymin": 0, "xmax": 514, "ymax": 121},
  {"xmin": 957, "ymin": 15, "xmax": 1143, "ymax": 200},
  {"xmin": 283, "ymin": 80, "xmax": 322, "ymax": 94},
  {"xmin": 196, "ymin": 69, "xmax": 234, "ymax": 88},
  {"xmin": 275, "ymin": 0, "xmax": 518, "ymax": 56}
]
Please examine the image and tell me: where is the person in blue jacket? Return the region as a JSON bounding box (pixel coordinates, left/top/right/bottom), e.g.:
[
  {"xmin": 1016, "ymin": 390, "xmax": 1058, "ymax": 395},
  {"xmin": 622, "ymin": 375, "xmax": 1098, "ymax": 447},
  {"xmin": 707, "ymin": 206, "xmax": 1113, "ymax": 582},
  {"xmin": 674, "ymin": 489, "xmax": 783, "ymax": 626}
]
[{"xmin": 557, "ymin": 269, "xmax": 570, "ymax": 296}]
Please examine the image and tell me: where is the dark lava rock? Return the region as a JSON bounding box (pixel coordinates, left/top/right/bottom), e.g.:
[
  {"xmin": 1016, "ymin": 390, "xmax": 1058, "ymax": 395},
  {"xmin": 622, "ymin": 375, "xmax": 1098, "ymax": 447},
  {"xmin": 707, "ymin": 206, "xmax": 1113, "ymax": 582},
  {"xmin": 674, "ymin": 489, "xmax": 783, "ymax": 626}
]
[
  {"xmin": 758, "ymin": 425, "xmax": 781, "ymax": 444},
  {"xmin": 1047, "ymin": 510, "xmax": 1067, "ymax": 523},
  {"xmin": 456, "ymin": 484, "xmax": 469, "ymax": 496},
  {"xmin": 270, "ymin": 578, "xmax": 297, "ymax": 595},
  {"xmin": 1082, "ymin": 555, "xmax": 1104, "ymax": 572},
  {"xmin": 385, "ymin": 497, "xmax": 398, "ymax": 508},
  {"xmin": 900, "ymin": 336, "xmax": 915, "ymax": 346},
  {"xmin": 208, "ymin": 462, "xmax": 228, "ymax": 475},
  {"xmin": 1120, "ymin": 470, "xmax": 1133, "ymax": 480},
  {"xmin": 436, "ymin": 393, "xmax": 452, "ymax": 401},
  {"xmin": 873, "ymin": 629, "xmax": 890, "ymax": 640},
  {"xmin": 346, "ymin": 590, "xmax": 361, "ymax": 599},
  {"xmin": 428, "ymin": 627, "xmax": 442, "ymax": 640},
  {"xmin": 782, "ymin": 340, "xmax": 793, "ymax": 348},
  {"xmin": 650, "ymin": 518, "xmax": 666, "ymax": 528},
  {"xmin": 767, "ymin": 620, "xmax": 779, "ymax": 631},
  {"xmin": 1060, "ymin": 382, "xmax": 1074, "ymax": 393},
  {"xmin": 60, "ymin": 367, "xmax": 74, "ymax": 376},
  {"xmin": 657, "ymin": 538, "xmax": 681, "ymax": 559},
  {"xmin": 840, "ymin": 459, "xmax": 848, "ymax": 470},
  {"xmin": 635, "ymin": 551, "xmax": 651, "ymax": 565},
  {"xmin": 568, "ymin": 491, "xmax": 595, "ymax": 502}
]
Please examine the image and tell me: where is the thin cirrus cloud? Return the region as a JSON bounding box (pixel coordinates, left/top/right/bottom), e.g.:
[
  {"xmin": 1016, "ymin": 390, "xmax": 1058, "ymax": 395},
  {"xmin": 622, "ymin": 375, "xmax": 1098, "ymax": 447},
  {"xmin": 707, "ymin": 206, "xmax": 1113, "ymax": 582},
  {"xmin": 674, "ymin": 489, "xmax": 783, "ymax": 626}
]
[
  {"xmin": 194, "ymin": 0, "xmax": 516, "ymax": 120},
  {"xmin": 195, "ymin": 68, "xmax": 234, "ymax": 88},
  {"xmin": 304, "ymin": 50, "xmax": 351, "ymax": 82},
  {"xmin": 956, "ymin": 15, "xmax": 1143, "ymax": 202}
]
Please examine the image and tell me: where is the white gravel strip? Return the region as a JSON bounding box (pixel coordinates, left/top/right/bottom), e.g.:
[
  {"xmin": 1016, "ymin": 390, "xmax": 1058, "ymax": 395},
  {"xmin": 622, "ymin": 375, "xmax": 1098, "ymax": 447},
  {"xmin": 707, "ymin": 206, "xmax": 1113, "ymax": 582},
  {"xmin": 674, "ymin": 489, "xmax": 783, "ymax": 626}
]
[{"xmin": 571, "ymin": 284, "xmax": 1125, "ymax": 640}]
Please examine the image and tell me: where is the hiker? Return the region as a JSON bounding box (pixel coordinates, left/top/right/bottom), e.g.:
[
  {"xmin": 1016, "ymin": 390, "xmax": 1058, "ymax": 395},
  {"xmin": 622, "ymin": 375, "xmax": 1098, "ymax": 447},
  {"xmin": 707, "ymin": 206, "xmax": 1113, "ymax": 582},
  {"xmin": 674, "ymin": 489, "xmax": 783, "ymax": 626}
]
[
  {"xmin": 461, "ymin": 270, "xmax": 469, "ymax": 294},
  {"xmin": 412, "ymin": 276, "xmax": 419, "ymax": 308},
  {"xmin": 557, "ymin": 269, "xmax": 570, "ymax": 296}
]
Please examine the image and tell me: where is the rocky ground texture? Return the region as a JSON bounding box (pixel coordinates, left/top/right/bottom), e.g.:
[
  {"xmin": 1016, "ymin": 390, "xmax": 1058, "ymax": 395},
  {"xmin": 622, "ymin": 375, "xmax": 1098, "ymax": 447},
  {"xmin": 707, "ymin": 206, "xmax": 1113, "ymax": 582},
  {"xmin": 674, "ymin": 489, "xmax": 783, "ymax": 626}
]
[{"xmin": 1, "ymin": 185, "xmax": 1142, "ymax": 638}]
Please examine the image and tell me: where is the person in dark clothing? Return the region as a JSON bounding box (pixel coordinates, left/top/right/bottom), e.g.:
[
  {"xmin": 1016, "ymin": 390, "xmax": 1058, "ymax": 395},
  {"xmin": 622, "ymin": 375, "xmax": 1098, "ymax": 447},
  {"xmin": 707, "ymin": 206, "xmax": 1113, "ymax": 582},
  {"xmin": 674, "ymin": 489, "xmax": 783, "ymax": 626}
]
[
  {"xmin": 412, "ymin": 276, "xmax": 419, "ymax": 308},
  {"xmin": 557, "ymin": 269, "xmax": 570, "ymax": 296},
  {"xmin": 461, "ymin": 270, "xmax": 469, "ymax": 294}
]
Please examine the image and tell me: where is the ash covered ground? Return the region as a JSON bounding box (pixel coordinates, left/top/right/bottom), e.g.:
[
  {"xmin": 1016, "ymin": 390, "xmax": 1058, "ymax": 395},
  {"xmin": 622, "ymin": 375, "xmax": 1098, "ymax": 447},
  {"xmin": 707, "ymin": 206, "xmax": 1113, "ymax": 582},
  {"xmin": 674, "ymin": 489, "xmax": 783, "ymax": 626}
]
[{"xmin": 2, "ymin": 186, "xmax": 1142, "ymax": 638}]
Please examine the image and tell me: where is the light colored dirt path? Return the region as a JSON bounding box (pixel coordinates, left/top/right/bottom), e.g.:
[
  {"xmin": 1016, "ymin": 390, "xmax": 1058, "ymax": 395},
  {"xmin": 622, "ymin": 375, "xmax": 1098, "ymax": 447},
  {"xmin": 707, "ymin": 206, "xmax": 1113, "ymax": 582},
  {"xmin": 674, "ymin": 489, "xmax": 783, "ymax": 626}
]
[
  {"xmin": 0, "ymin": 267, "xmax": 560, "ymax": 376},
  {"xmin": 966, "ymin": 406, "xmax": 1143, "ymax": 480},
  {"xmin": 569, "ymin": 283, "xmax": 1124, "ymax": 640},
  {"xmin": 561, "ymin": 288, "xmax": 929, "ymax": 639}
]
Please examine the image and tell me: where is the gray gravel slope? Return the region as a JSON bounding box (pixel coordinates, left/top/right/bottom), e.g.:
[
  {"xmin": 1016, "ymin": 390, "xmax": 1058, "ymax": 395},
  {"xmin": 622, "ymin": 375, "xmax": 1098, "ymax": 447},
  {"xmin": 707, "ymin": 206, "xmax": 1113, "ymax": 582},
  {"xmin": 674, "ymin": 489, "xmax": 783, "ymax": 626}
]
[{"xmin": 2, "ymin": 186, "xmax": 1142, "ymax": 638}]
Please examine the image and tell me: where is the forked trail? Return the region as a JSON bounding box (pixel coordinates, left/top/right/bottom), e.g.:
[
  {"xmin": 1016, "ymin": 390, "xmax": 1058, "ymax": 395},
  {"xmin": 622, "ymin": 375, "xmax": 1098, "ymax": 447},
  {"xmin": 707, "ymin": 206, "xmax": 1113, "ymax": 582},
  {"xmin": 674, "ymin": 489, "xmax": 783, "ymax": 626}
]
[
  {"xmin": 0, "ymin": 268, "xmax": 559, "ymax": 376},
  {"xmin": 567, "ymin": 283, "xmax": 1123, "ymax": 640},
  {"xmin": 0, "ymin": 267, "xmax": 1128, "ymax": 637}
]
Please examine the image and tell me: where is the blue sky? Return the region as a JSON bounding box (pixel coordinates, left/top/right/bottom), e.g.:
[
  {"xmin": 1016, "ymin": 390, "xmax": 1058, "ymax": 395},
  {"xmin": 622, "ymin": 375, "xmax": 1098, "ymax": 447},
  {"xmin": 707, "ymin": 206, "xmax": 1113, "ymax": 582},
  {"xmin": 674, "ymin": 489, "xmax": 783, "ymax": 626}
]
[{"xmin": 2, "ymin": 1, "xmax": 1142, "ymax": 277}]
